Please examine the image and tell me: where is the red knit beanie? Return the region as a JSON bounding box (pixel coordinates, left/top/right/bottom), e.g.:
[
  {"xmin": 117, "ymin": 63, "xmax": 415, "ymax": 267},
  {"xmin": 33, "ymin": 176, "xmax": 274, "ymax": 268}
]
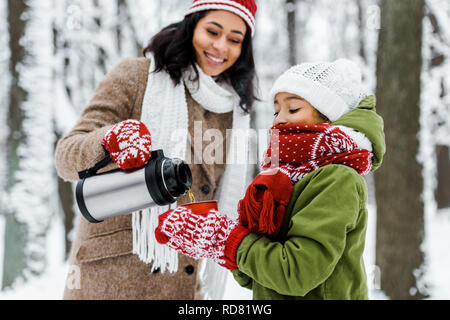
[{"xmin": 185, "ymin": 0, "xmax": 257, "ymax": 36}]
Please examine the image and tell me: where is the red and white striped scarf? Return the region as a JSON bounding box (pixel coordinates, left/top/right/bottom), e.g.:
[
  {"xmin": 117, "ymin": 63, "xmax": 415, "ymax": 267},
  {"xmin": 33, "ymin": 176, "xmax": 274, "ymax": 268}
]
[{"xmin": 261, "ymin": 123, "xmax": 373, "ymax": 183}]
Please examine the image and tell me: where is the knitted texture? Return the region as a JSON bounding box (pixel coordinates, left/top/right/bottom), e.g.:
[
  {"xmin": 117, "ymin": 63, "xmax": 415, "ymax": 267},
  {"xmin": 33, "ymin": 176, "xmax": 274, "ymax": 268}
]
[
  {"xmin": 238, "ymin": 167, "xmax": 293, "ymax": 238},
  {"xmin": 269, "ymin": 59, "xmax": 368, "ymax": 121},
  {"xmin": 155, "ymin": 206, "xmax": 249, "ymax": 270},
  {"xmin": 237, "ymin": 123, "xmax": 372, "ymax": 238},
  {"xmin": 102, "ymin": 119, "xmax": 152, "ymax": 170},
  {"xmin": 185, "ymin": 0, "xmax": 257, "ymax": 36},
  {"xmin": 262, "ymin": 123, "xmax": 373, "ymax": 184}
]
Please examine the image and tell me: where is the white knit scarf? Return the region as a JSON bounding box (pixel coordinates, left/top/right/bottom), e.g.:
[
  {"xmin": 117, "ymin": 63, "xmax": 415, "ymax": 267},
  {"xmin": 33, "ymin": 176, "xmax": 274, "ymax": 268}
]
[{"xmin": 132, "ymin": 53, "xmax": 252, "ymax": 299}]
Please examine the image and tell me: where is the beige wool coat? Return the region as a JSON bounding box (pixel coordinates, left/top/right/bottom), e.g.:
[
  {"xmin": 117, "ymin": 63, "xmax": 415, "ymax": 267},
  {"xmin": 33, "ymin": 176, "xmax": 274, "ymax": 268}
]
[{"xmin": 55, "ymin": 57, "xmax": 233, "ymax": 300}]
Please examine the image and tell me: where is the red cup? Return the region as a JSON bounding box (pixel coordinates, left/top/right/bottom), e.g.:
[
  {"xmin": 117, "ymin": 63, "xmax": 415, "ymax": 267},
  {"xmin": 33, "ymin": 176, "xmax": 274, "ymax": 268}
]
[{"xmin": 181, "ymin": 200, "xmax": 218, "ymax": 216}]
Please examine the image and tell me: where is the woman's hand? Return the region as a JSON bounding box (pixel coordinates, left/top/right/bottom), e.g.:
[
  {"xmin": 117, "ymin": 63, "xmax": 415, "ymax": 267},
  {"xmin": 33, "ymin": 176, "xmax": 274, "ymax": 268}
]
[
  {"xmin": 155, "ymin": 206, "xmax": 250, "ymax": 270},
  {"xmin": 102, "ymin": 119, "xmax": 152, "ymax": 170}
]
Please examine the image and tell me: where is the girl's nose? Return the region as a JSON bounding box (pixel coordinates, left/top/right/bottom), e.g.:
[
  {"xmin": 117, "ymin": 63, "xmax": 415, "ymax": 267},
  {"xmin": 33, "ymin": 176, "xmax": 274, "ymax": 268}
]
[{"xmin": 273, "ymin": 114, "xmax": 287, "ymax": 126}]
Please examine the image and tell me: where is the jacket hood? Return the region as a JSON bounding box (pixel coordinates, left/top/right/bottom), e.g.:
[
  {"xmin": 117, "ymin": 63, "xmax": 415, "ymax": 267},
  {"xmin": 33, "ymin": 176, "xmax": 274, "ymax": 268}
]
[{"xmin": 333, "ymin": 95, "xmax": 386, "ymax": 171}]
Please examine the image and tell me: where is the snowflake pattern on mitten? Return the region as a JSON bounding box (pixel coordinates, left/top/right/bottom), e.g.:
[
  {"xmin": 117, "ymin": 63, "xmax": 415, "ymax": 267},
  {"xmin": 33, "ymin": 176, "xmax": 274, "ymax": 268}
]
[
  {"xmin": 155, "ymin": 206, "xmax": 249, "ymax": 270},
  {"xmin": 102, "ymin": 119, "xmax": 152, "ymax": 170}
]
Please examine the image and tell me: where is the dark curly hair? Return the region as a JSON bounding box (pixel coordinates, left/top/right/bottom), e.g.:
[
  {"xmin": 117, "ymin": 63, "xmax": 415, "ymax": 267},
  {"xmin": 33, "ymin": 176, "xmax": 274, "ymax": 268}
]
[{"xmin": 143, "ymin": 11, "xmax": 258, "ymax": 114}]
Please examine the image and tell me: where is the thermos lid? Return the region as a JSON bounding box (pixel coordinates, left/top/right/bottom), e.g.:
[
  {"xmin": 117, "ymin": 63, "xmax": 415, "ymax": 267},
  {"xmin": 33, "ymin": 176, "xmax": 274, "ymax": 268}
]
[
  {"xmin": 145, "ymin": 150, "xmax": 192, "ymax": 205},
  {"xmin": 163, "ymin": 158, "xmax": 192, "ymax": 197}
]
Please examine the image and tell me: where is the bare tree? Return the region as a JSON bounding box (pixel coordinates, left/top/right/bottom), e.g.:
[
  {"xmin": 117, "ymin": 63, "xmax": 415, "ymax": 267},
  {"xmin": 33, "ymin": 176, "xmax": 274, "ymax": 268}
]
[
  {"xmin": 356, "ymin": 0, "xmax": 367, "ymax": 63},
  {"xmin": 2, "ymin": 0, "xmax": 29, "ymax": 289},
  {"xmin": 435, "ymin": 145, "xmax": 450, "ymax": 209},
  {"xmin": 286, "ymin": 0, "xmax": 297, "ymax": 66},
  {"xmin": 0, "ymin": 0, "xmax": 8, "ymax": 237},
  {"xmin": 374, "ymin": 0, "xmax": 427, "ymax": 299}
]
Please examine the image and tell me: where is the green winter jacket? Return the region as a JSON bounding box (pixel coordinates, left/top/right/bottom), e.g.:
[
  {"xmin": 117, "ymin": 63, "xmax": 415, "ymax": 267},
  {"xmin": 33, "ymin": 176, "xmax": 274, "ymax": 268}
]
[{"xmin": 232, "ymin": 95, "xmax": 385, "ymax": 300}]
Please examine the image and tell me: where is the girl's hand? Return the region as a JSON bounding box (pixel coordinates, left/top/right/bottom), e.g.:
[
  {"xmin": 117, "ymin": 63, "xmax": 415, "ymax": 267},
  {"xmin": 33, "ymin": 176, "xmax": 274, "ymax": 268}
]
[{"xmin": 238, "ymin": 166, "xmax": 293, "ymax": 238}]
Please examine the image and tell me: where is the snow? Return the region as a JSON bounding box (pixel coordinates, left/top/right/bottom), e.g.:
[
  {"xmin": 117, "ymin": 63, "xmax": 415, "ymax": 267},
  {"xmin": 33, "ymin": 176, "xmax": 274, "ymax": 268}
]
[
  {"xmin": 0, "ymin": 212, "xmax": 67, "ymax": 299},
  {"xmin": 422, "ymin": 208, "xmax": 450, "ymax": 299}
]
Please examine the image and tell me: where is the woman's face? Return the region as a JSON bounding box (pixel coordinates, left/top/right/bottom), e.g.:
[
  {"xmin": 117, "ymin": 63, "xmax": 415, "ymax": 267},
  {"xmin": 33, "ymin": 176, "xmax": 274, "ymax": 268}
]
[
  {"xmin": 273, "ymin": 92, "xmax": 326, "ymax": 126},
  {"xmin": 192, "ymin": 10, "xmax": 247, "ymax": 76}
]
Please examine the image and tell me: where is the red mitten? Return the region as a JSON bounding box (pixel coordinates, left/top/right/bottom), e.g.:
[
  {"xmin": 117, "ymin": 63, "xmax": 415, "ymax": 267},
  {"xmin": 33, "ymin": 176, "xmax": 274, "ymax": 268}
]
[
  {"xmin": 155, "ymin": 206, "xmax": 249, "ymax": 270},
  {"xmin": 238, "ymin": 165, "xmax": 294, "ymax": 238},
  {"xmin": 102, "ymin": 120, "xmax": 152, "ymax": 170}
]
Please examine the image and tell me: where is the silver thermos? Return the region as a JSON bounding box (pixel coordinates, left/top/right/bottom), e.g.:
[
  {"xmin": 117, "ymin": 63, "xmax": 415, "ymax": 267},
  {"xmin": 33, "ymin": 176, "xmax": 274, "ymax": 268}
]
[{"xmin": 76, "ymin": 150, "xmax": 192, "ymax": 223}]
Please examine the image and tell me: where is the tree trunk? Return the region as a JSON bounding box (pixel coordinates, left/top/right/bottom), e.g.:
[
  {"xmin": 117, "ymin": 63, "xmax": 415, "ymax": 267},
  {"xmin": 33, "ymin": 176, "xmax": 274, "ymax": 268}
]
[
  {"xmin": 435, "ymin": 145, "xmax": 450, "ymax": 209},
  {"xmin": 122, "ymin": 0, "xmax": 143, "ymax": 55},
  {"xmin": 356, "ymin": 0, "xmax": 366, "ymax": 63},
  {"xmin": 286, "ymin": 0, "xmax": 297, "ymax": 66},
  {"xmin": 52, "ymin": 5, "xmax": 76, "ymax": 260},
  {"xmin": 92, "ymin": 0, "xmax": 107, "ymax": 75},
  {"xmin": 2, "ymin": 0, "xmax": 28, "ymax": 289},
  {"xmin": 374, "ymin": 0, "xmax": 426, "ymax": 299},
  {"xmin": 54, "ymin": 130, "xmax": 75, "ymax": 259},
  {"xmin": 58, "ymin": 177, "xmax": 75, "ymax": 259}
]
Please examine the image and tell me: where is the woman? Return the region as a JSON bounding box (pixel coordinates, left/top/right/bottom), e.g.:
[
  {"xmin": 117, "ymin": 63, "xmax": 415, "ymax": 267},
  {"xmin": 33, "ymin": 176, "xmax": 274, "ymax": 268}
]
[{"xmin": 55, "ymin": 0, "xmax": 258, "ymax": 300}]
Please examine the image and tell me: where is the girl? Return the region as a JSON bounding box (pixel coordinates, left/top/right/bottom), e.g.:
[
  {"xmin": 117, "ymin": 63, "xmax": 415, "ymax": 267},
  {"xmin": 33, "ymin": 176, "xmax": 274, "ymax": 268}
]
[
  {"xmin": 155, "ymin": 59, "xmax": 386, "ymax": 299},
  {"xmin": 55, "ymin": 0, "xmax": 258, "ymax": 300}
]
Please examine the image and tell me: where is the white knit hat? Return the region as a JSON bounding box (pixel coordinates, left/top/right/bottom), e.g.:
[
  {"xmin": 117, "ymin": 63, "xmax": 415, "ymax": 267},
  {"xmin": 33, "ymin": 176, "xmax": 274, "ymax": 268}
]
[{"xmin": 269, "ymin": 59, "xmax": 368, "ymax": 122}]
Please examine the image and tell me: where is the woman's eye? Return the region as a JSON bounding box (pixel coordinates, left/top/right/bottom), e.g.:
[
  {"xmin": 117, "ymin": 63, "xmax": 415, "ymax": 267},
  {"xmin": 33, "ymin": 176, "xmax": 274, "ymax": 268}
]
[
  {"xmin": 289, "ymin": 108, "xmax": 300, "ymax": 114},
  {"xmin": 229, "ymin": 38, "xmax": 242, "ymax": 44},
  {"xmin": 273, "ymin": 112, "xmax": 279, "ymax": 117},
  {"xmin": 207, "ymin": 29, "xmax": 218, "ymax": 36}
]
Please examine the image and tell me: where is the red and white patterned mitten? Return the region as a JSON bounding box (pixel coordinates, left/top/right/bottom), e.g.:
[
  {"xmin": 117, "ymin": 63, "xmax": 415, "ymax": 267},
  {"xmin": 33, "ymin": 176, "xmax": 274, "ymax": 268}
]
[
  {"xmin": 102, "ymin": 120, "xmax": 152, "ymax": 170},
  {"xmin": 155, "ymin": 206, "xmax": 250, "ymax": 270}
]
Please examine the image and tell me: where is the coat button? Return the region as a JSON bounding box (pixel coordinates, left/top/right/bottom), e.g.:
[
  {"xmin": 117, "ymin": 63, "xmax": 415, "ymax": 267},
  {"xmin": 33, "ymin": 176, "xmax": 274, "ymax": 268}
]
[
  {"xmin": 152, "ymin": 267, "xmax": 160, "ymax": 274},
  {"xmin": 185, "ymin": 265, "xmax": 195, "ymax": 275},
  {"xmin": 201, "ymin": 184, "xmax": 211, "ymax": 195}
]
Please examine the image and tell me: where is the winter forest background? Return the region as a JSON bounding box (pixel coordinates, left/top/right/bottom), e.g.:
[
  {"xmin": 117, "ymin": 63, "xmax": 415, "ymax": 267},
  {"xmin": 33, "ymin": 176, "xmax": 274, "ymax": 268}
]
[{"xmin": 0, "ymin": 0, "xmax": 449, "ymax": 300}]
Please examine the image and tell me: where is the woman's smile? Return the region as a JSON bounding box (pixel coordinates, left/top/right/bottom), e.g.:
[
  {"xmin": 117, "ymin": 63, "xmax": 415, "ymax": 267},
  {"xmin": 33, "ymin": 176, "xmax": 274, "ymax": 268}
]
[{"xmin": 204, "ymin": 51, "xmax": 227, "ymax": 65}]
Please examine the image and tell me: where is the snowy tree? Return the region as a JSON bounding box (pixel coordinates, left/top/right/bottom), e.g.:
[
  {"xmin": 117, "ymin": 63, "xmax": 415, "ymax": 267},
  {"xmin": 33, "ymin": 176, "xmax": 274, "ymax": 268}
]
[
  {"xmin": 3, "ymin": 0, "xmax": 29, "ymax": 289},
  {"xmin": 421, "ymin": 0, "xmax": 450, "ymax": 210},
  {"xmin": 0, "ymin": 0, "xmax": 9, "ymax": 218},
  {"xmin": 2, "ymin": 0, "xmax": 60, "ymax": 288},
  {"xmin": 286, "ymin": 0, "xmax": 298, "ymax": 66}
]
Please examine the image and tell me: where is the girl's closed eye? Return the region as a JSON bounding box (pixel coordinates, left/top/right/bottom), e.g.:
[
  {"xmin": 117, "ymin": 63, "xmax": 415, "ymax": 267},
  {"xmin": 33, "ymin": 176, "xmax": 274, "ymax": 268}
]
[{"xmin": 274, "ymin": 108, "xmax": 300, "ymax": 117}]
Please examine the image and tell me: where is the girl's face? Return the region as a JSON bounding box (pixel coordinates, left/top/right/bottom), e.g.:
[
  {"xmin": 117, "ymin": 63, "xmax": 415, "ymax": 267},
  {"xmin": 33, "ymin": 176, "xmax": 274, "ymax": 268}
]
[
  {"xmin": 273, "ymin": 92, "xmax": 327, "ymax": 126},
  {"xmin": 192, "ymin": 10, "xmax": 247, "ymax": 76}
]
